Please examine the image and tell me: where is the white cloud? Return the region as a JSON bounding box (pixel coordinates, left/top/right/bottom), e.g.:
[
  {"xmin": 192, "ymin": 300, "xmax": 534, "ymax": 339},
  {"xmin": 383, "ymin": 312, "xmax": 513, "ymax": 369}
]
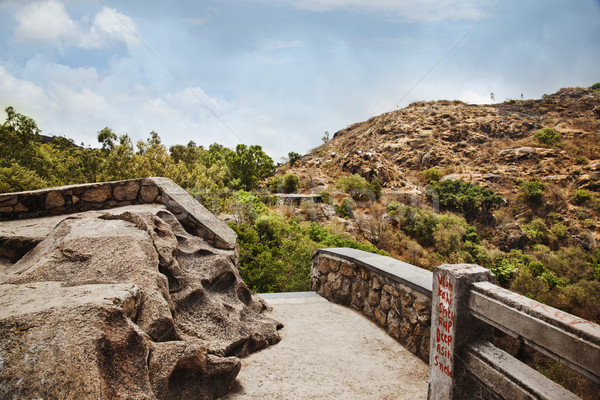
[
  {"xmin": 14, "ymin": 0, "xmax": 75, "ymax": 43},
  {"xmin": 81, "ymin": 6, "xmax": 139, "ymax": 49},
  {"xmin": 13, "ymin": 1, "xmax": 139, "ymax": 49},
  {"xmin": 0, "ymin": 66, "xmax": 49, "ymax": 112},
  {"xmin": 247, "ymin": 0, "xmax": 493, "ymax": 22}
]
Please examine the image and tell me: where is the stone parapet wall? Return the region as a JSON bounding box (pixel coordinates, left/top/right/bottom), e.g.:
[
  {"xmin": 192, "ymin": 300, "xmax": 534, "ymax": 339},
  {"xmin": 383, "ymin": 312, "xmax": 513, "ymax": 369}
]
[
  {"xmin": 311, "ymin": 248, "xmax": 433, "ymax": 362},
  {"xmin": 0, "ymin": 177, "xmax": 237, "ymax": 250},
  {"xmin": 0, "ymin": 178, "xmax": 158, "ymax": 220}
]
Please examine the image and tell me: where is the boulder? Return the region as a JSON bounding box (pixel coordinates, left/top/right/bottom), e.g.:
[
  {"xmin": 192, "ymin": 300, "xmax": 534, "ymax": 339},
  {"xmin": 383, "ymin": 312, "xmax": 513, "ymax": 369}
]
[{"xmin": 0, "ymin": 204, "xmax": 282, "ymax": 399}]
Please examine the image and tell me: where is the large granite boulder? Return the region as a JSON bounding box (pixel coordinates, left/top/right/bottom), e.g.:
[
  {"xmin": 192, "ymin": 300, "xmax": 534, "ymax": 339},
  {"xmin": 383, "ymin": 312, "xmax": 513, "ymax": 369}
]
[{"xmin": 0, "ymin": 184, "xmax": 282, "ymax": 399}]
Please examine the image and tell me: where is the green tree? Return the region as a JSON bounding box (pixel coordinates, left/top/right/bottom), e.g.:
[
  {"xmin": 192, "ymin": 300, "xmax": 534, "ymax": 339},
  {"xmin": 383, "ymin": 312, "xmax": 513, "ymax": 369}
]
[
  {"xmin": 227, "ymin": 144, "xmax": 275, "ymax": 190},
  {"xmin": 283, "ymin": 173, "xmax": 299, "ymax": 193},
  {"xmin": 288, "ymin": 152, "xmax": 302, "ymax": 166},
  {"xmin": 0, "ymin": 106, "xmax": 44, "ymax": 173},
  {"xmin": 97, "ymin": 127, "xmax": 117, "ymax": 152},
  {"xmin": 429, "ymin": 179, "xmax": 503, "ymax": 220}
]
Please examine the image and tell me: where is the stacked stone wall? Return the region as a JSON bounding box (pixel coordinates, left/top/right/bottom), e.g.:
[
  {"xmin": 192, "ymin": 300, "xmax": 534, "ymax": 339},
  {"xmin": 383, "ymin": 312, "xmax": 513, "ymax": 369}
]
[
  {"xmin": 0, "ymin": 179, "xmax": 159, "ymax": 220},
  {"xmin": 0, "ymin": 177, "xmax": 237, "ymax": 250},
  {"xmin": 312, "ymin": 250, "xmax": 432, "ymax": 362}
]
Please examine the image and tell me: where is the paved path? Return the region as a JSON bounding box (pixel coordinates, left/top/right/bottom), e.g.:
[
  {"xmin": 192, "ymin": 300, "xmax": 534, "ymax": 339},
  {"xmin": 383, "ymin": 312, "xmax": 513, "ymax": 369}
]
[{"xmin": 220, "ymin": 292, "xmax": 429, "ymax": 400}]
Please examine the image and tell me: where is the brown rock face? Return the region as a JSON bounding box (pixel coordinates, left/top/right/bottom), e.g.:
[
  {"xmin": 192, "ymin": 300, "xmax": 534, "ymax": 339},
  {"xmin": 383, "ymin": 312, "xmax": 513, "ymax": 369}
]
[{"xmin": 0, "ymin": 204, "xmax": 282, "ymax": 399}]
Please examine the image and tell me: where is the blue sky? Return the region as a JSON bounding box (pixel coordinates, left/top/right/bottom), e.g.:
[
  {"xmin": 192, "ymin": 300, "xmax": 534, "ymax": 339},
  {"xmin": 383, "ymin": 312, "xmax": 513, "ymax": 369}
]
[{"xmin": 1, "ymin": 0, "xmax": 599, "ymax": 161}]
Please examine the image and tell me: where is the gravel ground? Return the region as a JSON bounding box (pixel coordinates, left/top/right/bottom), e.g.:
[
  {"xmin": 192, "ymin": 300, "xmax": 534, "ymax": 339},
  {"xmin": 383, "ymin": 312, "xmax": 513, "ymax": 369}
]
[{"xmin": 220, "ymin": 292, "xmax": 429, "ymax": 400}]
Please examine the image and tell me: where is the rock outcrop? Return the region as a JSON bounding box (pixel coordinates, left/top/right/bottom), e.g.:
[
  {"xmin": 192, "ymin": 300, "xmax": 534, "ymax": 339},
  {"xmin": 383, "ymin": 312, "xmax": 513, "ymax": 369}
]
[{"xmin": 0, "ymin": 180, "xmax": 282, "ymax": 400}]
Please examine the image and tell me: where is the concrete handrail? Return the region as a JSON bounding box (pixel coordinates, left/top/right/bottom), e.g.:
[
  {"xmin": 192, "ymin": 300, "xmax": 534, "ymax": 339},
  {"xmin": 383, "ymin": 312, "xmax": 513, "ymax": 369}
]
[
  {"xmin": 469, "ymin": 281, "xmax": 600, "ymax": 384},
  {"xmin": 428, "ymin": 264, "xmax": 599, "ymax": 400}
]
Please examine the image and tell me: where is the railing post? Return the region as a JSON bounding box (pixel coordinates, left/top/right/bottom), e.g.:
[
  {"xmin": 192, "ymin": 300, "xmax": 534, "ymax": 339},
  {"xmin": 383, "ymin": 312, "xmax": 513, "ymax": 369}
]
[{"xmin": 427, "ymin": 264, "xmax": 495, "ymax": 400}]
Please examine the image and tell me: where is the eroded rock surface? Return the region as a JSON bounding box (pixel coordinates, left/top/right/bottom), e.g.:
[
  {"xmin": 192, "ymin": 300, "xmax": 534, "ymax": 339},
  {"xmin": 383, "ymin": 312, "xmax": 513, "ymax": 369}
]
[{"xmin": 0, "ymin": 203, "xmax": 281, "ymax": 399}]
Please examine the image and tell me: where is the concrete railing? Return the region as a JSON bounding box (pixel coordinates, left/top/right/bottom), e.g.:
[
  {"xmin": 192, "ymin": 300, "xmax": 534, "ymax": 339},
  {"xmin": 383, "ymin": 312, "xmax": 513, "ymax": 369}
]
[
  {"xmin": 312, "ymin": 251, "xmax": 600, "ymax": 399},
  {"xmin": 429, "ymin": 264, "xmax": 600, "ymax": 400},
  {"xmin": 311, "ymin": 248, "xmax": 433, "ymax": 362}
]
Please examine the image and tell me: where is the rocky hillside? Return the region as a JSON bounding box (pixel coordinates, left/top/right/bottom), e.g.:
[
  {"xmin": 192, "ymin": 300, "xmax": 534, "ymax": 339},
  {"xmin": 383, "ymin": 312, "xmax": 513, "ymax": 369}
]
[{"xmin": 288, "ymin": 86, "xmax": 600, "ymax": 246}]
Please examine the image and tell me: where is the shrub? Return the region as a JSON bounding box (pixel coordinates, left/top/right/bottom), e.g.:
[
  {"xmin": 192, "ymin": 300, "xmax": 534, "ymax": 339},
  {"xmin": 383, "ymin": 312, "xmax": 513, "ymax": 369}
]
[
  {"xmin": 492, "ymin": 250, "xmax": 530, "ymax": 285},
  {"xmin": 524, "ymin": 218, "xmax": 550, "ymax": 245},
  {"xmin": 428, "ymin": 179, "xmax": 503, "ymax": 220},
  {"xmin": 283, "ymin": 173, "xmax": 299, "ymax": 193},
  {"xmin": 520, "ymin": 180, "xmax": 545, "ymax": 204},
  {"xmin": 0, "ymin": 163, "xmax": 47, "ymax": 193},
  {"xmin": 535, "ymin": 127, "xmax": 561, "ymax": 146},
  {"xmin": 573, "ymin": 189, "xmax": 592, "ymax": 205},
  {"xmin": 268, "ymin": 176, "xmax": 283, "ymax": 193},
  {"xmin": 319, "ymin": 190, "xmax": 331, "ymax": 204},
  {"xmin": 591, "ymin": 82, "xmax": 600, "ymax": 93},
  {"xmin": 336, "ymin": 174, "xmax": 373, "ymax": 201},
  {"xmin": 288, "ymin": 151, "xmax": 302, "ymax": 166},
  {"xmin": 550, "ymin": 223, "xmax": 568, "ymax": 240},
  {"xmin": 254, "ymin": 215, "xmax": 282, "ymax": 245},
  {"xmin": 232, "ymin": 190, "xmax": 267, "ymax": 222},
  {"xmin": 421, "ymin": 167, "xmax": 443, "ymax": 183},
  {"xmin": 368, "ymin": 176, "xmax": 383, "ymax": 200},
  {"xmin": 335, "ymin": 197, "xmax": 355, "ymax": 218}
]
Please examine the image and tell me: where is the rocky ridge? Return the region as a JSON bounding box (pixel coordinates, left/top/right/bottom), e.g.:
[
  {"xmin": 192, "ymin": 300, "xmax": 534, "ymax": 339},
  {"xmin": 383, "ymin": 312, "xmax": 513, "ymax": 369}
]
[{"xmin": 287, "ymin": 87, "xmax": 600, "ymax": 244}]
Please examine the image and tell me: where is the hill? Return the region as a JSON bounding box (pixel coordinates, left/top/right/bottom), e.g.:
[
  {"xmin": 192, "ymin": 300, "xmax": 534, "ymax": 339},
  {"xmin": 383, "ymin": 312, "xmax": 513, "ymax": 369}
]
[{"xmin": 278, "ymin": 85, "xmax": 600, "ymax": 323}]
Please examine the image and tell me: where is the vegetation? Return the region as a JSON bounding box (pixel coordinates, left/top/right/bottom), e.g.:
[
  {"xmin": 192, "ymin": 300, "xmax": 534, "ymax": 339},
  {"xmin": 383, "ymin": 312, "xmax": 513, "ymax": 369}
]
[
  {"xmin": 336, "ymin": 173, "xmax": 382, "ymax": 201},
  {"xmin": 421, "ymin": 167, "xmax": 443, "ymax": 183},
  {"xmin": 287, "ymin": 151, "xmax": 302, "ymax": 166},
  {"xmin": 427, "ymin": 179, "xmax": 503, "ymax": 220},
  {"xmin": 535, "ymin": 127, "xmax": 561, "ymax": 147},
  {"xmin": 520, "ymin": 180, "xmax": 545, "ymax": 204},
  {"xmin": 2, "ymin": 105, "xmax": 599, "ymax": 334},
  {"xmin": 283, "ymin": 173, "xmax": 299, "ymax": 193}
]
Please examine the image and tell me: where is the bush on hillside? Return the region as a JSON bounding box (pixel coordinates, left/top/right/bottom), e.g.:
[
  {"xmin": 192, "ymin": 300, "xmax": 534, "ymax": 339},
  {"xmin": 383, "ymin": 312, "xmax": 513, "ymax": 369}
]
[
  {"xmin": 421, "ymin": 167, "xmax": 443, "ymax": 183},
  {"xmin": 283, "ymin": 173, "xmax": 299, "ymax": 193},
  {"xmin": 428, "ymin": 179, "xmax": 503, "ymax": 221},
  {"xmin": 520, "ymin": 180, "xmax": 545, "ymax": 204},
  {"xmin": 535, "ymin": 128, "xmax": 561, "ymax": 147}
]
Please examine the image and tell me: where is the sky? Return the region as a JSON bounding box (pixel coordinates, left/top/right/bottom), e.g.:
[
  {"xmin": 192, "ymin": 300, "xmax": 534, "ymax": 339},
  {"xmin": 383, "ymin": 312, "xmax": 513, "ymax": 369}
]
[{"xmin": 0, "ymin": 0, "xmax": 599, "ymax": 161}]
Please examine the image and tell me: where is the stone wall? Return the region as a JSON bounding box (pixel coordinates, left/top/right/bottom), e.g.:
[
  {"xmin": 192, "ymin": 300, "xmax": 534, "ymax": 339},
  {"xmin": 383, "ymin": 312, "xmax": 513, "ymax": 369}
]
[
  {"xmin": 0, "ymin": 177, "xmax": 236, "ymax": 250},
  {"xmin": 311, "ymin": 248, "xmax": 433, "ymax": 362}
]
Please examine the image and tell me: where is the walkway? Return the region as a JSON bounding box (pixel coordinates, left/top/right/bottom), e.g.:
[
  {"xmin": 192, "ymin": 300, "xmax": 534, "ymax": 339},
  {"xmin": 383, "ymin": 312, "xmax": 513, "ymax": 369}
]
[{"xmin": 220, "ymin": 292, "xmax": 429, "ymax": 400}]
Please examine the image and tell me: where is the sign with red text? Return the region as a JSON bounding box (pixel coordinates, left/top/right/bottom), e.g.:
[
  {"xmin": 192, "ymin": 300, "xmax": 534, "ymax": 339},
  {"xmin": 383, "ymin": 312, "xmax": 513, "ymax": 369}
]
[{"xmin": 429, "ymin": 271, "xmax": 456, "ymax": 399}]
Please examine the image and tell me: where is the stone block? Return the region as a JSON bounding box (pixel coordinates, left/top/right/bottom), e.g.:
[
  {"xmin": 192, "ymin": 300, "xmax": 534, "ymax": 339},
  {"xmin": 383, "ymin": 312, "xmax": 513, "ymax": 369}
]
[
  {"xmin": 0, "ymin": 195, "xmax": 17, "ymax": 206},
  {"xmin": 14, "ymin": 202, "xmax": 28, "ymax": 212},
  {"xmin": 372, "ymin": 276, "xmax": 383, "ymax": 290},
  {"xmin": 140, "ymin": 184, "xmax": 159, "ymax": 203},
  {"xmin": 387, "ymin": 309, "xmax": 401, "ymax": 340},
  {"xmin": 405, "ymin": 306, "xmax": 418, "ymax": 325},
  {"xmin": 114, "ymin": 181, "xmax": 140, "ymax": 201},
  {"xmin": 374, "ymin": 307, "xmax": 387, "ymax": 327},
  {"xmin": 317, "ymin": 258, "xmax": 330, "ymax": 274},
  {"xmin": 340, "ymin": 263, "xmax": 354, "ymax": 277},
  {"xmin": 367, "ymin": 288, "xmax": 380, "ymax": 307},
  {"xmin": 383, "ymin": 283, "xmax": 400, "ymax": 297},
  {"xmin": 45, "ymin": 191, "xmax": 65, "ymax": 209},
  {"xmin": 82, "ymin": 186, "xmax": 111, "ymax": 203},
  {"xmin": 380, "ymin": 290, "xmax": 391, "ymax": 313},
  {"xmin": 329, "ymin": 260, "xmax": 340, "ymax": 272},
  {"xmin": 400, "ymin": 289, "xmax": 415, "ymax": 309}
]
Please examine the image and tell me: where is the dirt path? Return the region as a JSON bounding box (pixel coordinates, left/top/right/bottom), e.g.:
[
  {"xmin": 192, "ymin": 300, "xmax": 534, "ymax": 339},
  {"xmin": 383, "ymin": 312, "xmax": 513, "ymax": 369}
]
[{"xmin": 220, "ymin": 292, "xmax": 429, "ymax": 399}]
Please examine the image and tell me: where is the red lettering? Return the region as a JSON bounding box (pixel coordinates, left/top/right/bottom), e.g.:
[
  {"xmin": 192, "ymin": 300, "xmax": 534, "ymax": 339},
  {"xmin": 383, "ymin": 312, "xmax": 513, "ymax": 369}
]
[
  {"xmin": 434, "ymin": 355, "xmax": 453, "ymax": 378},
  {"xmin": 436, "ymin": 328, "xmax": 453, "ymax": 346}
]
